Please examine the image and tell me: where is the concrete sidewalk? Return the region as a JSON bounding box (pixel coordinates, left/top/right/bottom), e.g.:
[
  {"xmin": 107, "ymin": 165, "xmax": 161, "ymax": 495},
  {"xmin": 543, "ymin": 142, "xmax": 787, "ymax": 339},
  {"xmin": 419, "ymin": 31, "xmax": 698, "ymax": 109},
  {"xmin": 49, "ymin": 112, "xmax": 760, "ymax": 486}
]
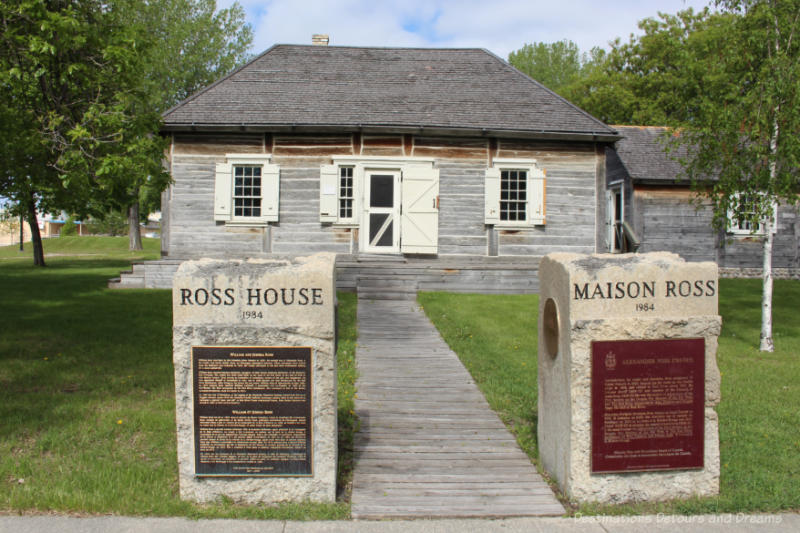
[{"xmin": 1, "ymin": 514, "xmax": 798, "ymax": 533}]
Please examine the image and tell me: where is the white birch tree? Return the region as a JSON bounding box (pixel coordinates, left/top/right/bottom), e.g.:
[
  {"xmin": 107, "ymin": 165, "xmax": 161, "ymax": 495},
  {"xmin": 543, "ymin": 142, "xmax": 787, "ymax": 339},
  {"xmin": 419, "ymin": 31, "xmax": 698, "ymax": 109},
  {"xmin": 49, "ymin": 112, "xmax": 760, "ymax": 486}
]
[{"xmin": 669, "ymin": 0, "xmax": 800, "ymax": 351}]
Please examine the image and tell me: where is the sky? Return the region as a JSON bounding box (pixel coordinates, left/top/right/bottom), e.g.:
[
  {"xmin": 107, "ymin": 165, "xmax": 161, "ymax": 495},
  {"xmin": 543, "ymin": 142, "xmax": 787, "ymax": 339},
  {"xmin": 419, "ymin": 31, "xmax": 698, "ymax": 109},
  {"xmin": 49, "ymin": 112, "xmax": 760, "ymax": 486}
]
[{"xmin": 220, "ymin": 0, "xmax": 713, "ymax": 60}]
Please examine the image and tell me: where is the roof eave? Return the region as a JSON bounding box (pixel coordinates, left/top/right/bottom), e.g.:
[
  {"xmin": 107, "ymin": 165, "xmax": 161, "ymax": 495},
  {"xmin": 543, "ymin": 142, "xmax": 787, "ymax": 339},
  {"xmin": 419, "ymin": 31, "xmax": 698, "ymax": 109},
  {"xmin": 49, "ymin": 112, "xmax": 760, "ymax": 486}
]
[
  {"xmin": 160, "ymin": 123, "xmax": 621, "ymax": 143},
  {"xmin": 632, "ymin": 178, "xmax": 713, "ymax": 186}
]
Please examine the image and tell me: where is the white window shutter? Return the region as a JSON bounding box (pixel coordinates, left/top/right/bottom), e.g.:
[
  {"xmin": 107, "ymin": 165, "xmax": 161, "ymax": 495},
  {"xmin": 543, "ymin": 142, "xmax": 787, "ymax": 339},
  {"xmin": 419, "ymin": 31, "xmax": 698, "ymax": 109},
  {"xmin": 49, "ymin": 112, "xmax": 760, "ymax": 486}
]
[
  {"xmin": 319, "ymin": 164, "xmax": 338, "ymax": 222},
  {"xmin": 261, "ymin": 164, "xmax": 280, "ymax": 222},
  {"xmin": 484, "ymin": 167, "xmax": 501, "ymax": 224},
  {"xmin": 530, "ymin": 166, "xmax": 546, "ymax": 225},
  {"xmin": 401, "ymin": 165, "xmax": 439, "ymax": 254},
  {"xmin": 214, "ymin": 162, "xmax": 232, "ymax": 221}
]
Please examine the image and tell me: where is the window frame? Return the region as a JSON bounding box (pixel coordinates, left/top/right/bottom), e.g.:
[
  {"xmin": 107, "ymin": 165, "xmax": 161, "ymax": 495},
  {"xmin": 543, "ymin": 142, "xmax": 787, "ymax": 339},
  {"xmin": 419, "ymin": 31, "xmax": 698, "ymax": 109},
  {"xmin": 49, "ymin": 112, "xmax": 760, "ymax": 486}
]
[
  {"xmin": 231, "ymin": 164, "xmax": 263, "ymax": 220},
  {"xmin": 499, "ymin": 167, "xmax": 530, "ymax": 224},
  {"xmin": 726, "ymin": 193, "xmax": 777, "ymax": 236},
  {"xmin": 323, "ymin": 156, "xmax": 436, "ymax": 227},
  {"xmin": 337, "ymin": 165, "xmax": 356, "ymax": 225},
  {"xmin": 216, "ymin": 154, "xmax": 278, "ymax": 225},
  {"xmin": 487, "ymin": 158, "xmax": 546, "ymax": 228}
]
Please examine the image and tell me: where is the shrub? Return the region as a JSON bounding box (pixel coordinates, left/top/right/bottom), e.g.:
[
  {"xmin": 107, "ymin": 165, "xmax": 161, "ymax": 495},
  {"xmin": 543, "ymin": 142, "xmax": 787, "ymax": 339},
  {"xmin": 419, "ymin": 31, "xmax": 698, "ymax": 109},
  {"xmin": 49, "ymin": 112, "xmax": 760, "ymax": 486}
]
[
  {"xmin": 60, "ymin": 215, "xmax": 78, "ymax": 237},
  {"xmin": 85, "ymin": 210, "xmax": 128, "ymax": 236}
]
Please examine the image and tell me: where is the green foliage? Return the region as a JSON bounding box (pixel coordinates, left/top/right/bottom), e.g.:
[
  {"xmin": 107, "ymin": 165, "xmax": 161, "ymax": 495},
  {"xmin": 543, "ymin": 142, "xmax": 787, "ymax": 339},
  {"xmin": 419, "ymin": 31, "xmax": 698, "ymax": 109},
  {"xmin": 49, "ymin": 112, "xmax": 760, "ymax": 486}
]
[
  {"xmin": 508, "ymin": 40, "xmax": 599, "ymax": 96},
  {"xmin": 666, "ymin": 0, "xmax": 800, "ymax": 231},
  {"xmin": 0, "ymin": 0, "xmax": 253, "ymax": 259},
  {"xmin": 59, "ymin": 215, "xmax": 77, "ymax": 237},
  {"xmin": 85, "ymin": 210, "xmax": 129, "ymax": 236},
  {"xmin": 507, "ymin": 9, "xmax": 738, "ymax": 126},
  {"xmin": 107, "ymin": 0, "xmax": 253, "ymax": 248},
  {"xmin": 119, "ymin": 0, "xmax": 253, "ymax": 114},
  {"xmin": 565, "ymin": 8, "xmax": 736, "ymax": 125}
]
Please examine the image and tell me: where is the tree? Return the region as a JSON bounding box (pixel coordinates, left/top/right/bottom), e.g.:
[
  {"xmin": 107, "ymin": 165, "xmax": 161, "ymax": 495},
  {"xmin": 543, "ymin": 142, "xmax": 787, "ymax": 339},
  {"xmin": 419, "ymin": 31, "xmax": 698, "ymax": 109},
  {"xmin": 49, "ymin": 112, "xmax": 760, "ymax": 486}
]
[
  {"xmin": 566, "ymin": 8, "xmax": 736, "ymax": 125},
  {"xmin": 509, "ymin": 40, "xmax": 584, "ymax": 95},
  {"xmin": 112, "ymin": 0, "xmax": 252, "ymax": 250},
  {"xmin": 0, "ymin": 0, "xmax": 253, "ymax": 264},
  {"xmin": 668, "ymin": 0, "xmax": 800, "ymax": 351},
  {"xmin": 508, "ymin": 40, "xmax": 612, "ymax": 109},
  {"xmin": 0, "ymin": 0, "xmax": 166, "ymax": 265}
]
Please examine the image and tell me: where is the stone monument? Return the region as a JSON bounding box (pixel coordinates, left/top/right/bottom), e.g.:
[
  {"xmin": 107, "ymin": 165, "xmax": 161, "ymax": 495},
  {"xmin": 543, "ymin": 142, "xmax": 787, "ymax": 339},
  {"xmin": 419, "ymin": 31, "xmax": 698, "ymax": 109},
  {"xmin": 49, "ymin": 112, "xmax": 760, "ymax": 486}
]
[
  {"xmin": 172, "ymin": 253, "xmax": 337, "ymax": 503},
  {"xmin": 537, "ymin": 252, "xmax": 721, "ymax": 503}
]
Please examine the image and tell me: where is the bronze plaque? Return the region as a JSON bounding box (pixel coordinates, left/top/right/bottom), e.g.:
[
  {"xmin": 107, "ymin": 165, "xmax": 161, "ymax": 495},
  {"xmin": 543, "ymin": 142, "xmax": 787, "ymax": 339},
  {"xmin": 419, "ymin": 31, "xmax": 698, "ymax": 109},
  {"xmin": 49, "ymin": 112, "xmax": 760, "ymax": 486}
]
[
  {"xmin": 591, "ymin": 338, "xmax": 705, "ymax": 473},
  {"xmin": 192, "ymin": 346, "xmax": 312, "ymax": 476}
]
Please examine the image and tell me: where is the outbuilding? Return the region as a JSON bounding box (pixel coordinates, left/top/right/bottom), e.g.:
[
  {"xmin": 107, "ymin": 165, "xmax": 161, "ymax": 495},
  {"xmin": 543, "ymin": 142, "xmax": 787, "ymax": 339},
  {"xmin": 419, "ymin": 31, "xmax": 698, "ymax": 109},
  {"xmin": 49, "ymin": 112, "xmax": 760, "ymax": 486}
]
[{"xmin": 605, "ymin": 125, "xmax": 799, "ymax": 278}]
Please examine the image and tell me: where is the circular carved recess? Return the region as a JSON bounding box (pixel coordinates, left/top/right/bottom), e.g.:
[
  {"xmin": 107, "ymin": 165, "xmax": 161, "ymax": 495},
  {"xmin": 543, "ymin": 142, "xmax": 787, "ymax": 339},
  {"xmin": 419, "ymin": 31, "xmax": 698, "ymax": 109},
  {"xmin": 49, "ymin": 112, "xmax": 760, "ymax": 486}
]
[{"xmin": 543, "ymin": 298, "xmax": 559, "ymax": 358}]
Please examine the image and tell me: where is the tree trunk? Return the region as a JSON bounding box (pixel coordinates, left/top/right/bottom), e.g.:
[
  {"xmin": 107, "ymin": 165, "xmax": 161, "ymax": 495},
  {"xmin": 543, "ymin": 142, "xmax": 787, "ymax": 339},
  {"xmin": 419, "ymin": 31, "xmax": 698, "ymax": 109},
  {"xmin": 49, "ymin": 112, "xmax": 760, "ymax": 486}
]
[
  {"xmin": 19, "ymin": 212, "xmax": 24, "ymax": 252},
  {"xmin": 25, "ymin": 194, "xmax": 45, "ymax": 267},
  {"xmin": 760, "ymin": 110, "xmax": 779, "ymax": 352},
  {"xmin": 760, "ymin": 219, "xmax": 774, "ymax": 352},
  {"xmin": 128, "ymin": 200, "xmax": 142, "ymax": 251}
]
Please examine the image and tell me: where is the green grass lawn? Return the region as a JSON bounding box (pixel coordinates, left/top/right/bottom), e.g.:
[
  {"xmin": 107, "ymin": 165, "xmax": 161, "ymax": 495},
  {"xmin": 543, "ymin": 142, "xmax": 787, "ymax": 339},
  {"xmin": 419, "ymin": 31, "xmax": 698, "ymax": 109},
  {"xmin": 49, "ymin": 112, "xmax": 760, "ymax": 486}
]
[
  {"xmin": 419, "ymin": 279, "xmax": 800, "ymax": 515},
  {"xmin": 4, "ymin": 236, "xmax": 798, "ymax": 516},
  {"xmin": 0, "ymin": 235, "xmax": 162, "ymax": 261},
  {"xmin": 0, "ymin": 237, "xmax": 356, "ymax": 519}
]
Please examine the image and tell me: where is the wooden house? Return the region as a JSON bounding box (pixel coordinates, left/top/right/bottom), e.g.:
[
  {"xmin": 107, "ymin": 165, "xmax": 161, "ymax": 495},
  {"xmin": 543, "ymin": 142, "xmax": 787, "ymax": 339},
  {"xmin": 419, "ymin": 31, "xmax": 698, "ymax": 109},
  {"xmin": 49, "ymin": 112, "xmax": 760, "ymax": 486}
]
[
  {"xmin": 112, "ymin": 44, "xmax": 621, "ymax": 293},
  {"xmin": 605, "ymin": 126, "xmax": 799, "ymax": 277}
]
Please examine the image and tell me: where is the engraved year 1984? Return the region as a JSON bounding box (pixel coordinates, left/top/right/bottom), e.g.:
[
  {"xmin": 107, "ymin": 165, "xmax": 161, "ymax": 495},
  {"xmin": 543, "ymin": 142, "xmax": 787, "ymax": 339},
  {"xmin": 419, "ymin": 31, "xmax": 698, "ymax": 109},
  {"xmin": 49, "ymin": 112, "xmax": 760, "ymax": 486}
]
[
  {"xmin": 636, "ymin": 303, "xmax": 655, "ymax": 312},
  {"xmin": 242, "ymin": 310, "xmax": 263, "ymax": 319}
]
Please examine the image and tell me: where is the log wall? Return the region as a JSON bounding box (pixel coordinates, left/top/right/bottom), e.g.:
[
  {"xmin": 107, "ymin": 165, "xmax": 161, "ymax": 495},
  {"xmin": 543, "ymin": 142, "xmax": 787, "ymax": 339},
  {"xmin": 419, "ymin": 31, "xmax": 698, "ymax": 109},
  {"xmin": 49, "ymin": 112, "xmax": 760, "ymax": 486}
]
[
  {"xmin": 164, "ymin": 133, "xmax": 601, "ymax": 262},
  {"xmin": 633, "ymin": 187, "xmax": 800, "ymax": 268}
]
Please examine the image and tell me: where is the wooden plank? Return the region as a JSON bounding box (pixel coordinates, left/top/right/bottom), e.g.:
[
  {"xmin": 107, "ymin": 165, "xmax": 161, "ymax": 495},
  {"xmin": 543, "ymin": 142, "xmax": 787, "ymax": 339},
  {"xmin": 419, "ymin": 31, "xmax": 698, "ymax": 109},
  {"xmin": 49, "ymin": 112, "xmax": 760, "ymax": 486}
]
[
  {"xmin": 351, "ymin": 298, "xmax": 563, "ymax": 518},
  {"xmin": 355, "ymin": 442, "xmax": 522, "ymax": 450},
  {"xmin": 354, "ymin": 482, "xmax": 553, "ymax": 492}
]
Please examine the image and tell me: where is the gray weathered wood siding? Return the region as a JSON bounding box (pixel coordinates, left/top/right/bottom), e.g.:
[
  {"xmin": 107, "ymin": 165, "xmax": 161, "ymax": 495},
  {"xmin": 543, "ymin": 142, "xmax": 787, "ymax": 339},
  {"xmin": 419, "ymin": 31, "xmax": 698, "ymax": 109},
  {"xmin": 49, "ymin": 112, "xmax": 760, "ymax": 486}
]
[
  {"xmin": 633, "ymin": 188, "xmax": 716, "ymax": 263},
  {"xmin": 720, "ymin": 204, "xmax": 799, "ymax": 268},
  {"xmin": 633, "ymin": 187, "xmax": 800, "ymax": 268},
  {"xmin": 164, "ymin": 133, "xmax": 603, "ymax": 262},
  {"xmin": 494, "ymin": 141, "xmax": 600, "ymax": 256}
]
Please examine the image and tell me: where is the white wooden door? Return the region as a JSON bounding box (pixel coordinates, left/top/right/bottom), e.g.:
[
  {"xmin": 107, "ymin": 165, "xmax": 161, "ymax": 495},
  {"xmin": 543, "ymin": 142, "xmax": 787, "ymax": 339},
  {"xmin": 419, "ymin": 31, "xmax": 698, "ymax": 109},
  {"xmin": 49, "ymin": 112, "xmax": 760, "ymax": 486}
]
[
  {"xmin": 401, "ymin": 165, "xmax": 439, "ymax": 254},
  {"xmin": 362, "ymin": 170, "xmax": 400, "ymax": 253}
]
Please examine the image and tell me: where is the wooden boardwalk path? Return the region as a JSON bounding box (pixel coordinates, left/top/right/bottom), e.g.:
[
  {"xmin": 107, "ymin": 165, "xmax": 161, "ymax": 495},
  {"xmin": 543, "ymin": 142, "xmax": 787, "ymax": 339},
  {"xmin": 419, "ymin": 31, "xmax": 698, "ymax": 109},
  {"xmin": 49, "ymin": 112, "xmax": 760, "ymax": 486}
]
[{"xmin": 350, "ymin": 297, "xmax": 564, "ymax": 519}]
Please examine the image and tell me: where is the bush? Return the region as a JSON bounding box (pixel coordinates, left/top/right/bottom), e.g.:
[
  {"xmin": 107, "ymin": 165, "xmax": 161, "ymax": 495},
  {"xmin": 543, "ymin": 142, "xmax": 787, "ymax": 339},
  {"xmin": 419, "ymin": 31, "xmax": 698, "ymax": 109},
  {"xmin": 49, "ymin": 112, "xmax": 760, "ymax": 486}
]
[
  {"xmin": 85, "ymin": 210, "xmax": 128, "ymax": 236},
  {"xmin": 60, "ymin": 215, "xmax": 78, "ymax": 237}
]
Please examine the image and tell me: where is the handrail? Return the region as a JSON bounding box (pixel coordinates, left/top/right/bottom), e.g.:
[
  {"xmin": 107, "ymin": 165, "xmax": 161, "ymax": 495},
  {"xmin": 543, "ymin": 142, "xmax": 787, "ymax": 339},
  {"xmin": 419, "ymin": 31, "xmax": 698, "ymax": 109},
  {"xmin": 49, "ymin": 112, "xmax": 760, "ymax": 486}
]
[{"xmin": 613, "ymin": 221, "xmax": 641, "ymax": 253}]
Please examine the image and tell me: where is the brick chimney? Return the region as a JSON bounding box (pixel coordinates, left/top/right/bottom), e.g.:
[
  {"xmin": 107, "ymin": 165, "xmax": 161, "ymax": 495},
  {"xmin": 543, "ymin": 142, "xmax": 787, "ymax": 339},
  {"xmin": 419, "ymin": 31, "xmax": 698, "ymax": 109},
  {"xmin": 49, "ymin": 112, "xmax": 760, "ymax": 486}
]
[{"xmin": 312, "ymin": 34, "xmax": 329, "ymax": 46}]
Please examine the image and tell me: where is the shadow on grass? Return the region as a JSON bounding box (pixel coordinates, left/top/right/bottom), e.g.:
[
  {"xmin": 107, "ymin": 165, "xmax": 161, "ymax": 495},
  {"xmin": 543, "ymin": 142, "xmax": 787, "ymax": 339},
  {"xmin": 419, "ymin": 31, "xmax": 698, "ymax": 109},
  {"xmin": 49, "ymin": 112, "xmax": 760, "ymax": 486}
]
[
  {"xmin": 0, "ymin": 258, "xmax": 173, "ymax": 438},
  {"xmin": 1, "ymin": 256, "xmax": 353, "ymax": 518}
]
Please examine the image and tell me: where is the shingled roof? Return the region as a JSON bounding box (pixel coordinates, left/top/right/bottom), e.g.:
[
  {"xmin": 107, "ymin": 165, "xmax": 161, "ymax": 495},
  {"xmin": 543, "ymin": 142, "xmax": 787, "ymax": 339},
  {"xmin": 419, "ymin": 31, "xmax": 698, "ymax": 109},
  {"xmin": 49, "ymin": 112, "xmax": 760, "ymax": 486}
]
[
  {"xmin": 612, "ymin": 126, "xmax": 689, "ymax": 184},
  {"xmin": 162, "ymin": 45, "xmax": 618, "ymax": 141}
]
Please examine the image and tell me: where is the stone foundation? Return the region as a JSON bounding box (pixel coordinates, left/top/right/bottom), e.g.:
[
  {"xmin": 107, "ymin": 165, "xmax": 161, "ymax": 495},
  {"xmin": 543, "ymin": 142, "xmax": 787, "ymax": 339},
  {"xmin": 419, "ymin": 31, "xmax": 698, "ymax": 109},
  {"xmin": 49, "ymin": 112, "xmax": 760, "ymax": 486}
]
[{"xmin": 719, "ymin": 267, "xmax": 800, "ymax": 280}]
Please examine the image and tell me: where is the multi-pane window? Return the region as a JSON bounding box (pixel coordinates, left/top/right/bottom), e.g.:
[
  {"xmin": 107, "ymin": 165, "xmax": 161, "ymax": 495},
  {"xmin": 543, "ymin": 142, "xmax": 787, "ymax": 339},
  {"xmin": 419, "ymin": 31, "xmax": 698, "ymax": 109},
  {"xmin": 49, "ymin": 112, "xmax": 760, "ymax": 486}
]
[
  {"xmin": 500, "ymin": 169, "xmax": 527, "ymax": 222},
  {"xmin": 233, "ymin": 165, "xmax": 262, "ymax": 217},
  {"xmin": 485, "ymin": 160, "xmax": 544, "ymax": 226},
  {"xmin": 728, "ymin": 193, "xmax": 776, "ymax": 235},
  {"xmin": 339, "ymin": 166, "xmax": 354, "ymax": 219}
]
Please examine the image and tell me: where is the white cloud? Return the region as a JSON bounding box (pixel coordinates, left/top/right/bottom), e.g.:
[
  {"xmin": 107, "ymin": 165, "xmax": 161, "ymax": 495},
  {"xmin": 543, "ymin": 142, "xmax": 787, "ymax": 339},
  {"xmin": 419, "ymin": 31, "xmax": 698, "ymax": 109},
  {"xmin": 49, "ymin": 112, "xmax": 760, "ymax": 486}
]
[{"xmin": 220, "ymin": 0, "xmax": 711, "ymax": 59}]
